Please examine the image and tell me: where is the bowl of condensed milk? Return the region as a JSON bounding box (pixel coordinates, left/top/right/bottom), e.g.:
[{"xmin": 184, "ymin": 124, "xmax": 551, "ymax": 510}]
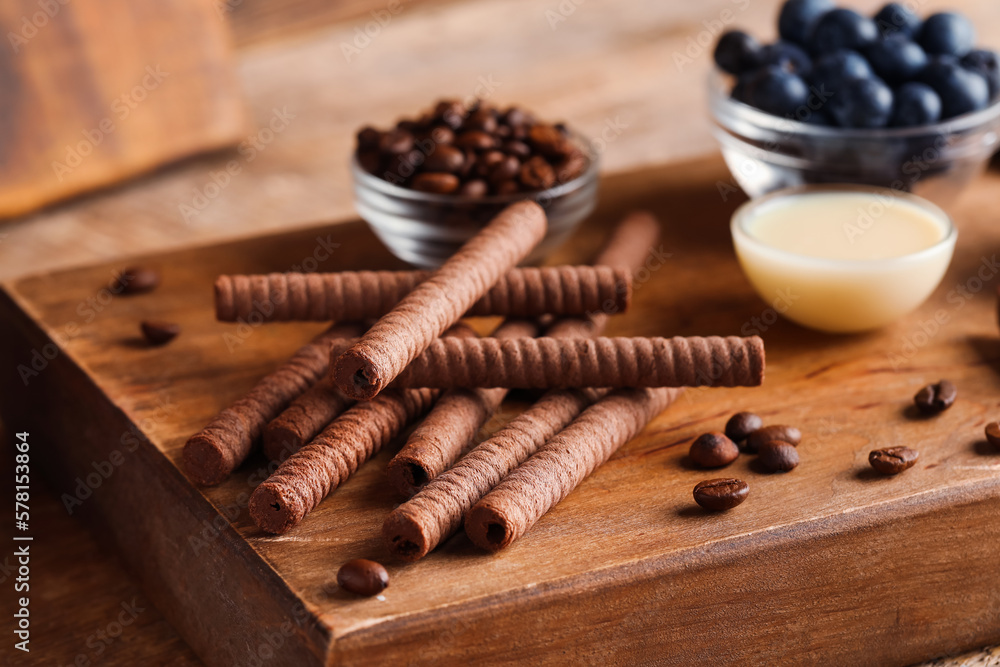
[{"xmin": 731, "ymin": 185, "xmax": 957, "ymax": 333}]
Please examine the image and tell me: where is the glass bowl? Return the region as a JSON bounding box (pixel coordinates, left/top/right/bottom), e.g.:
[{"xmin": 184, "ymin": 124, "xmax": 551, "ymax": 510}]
[
  {"xmin": 709, "ymin": 72, "xmax": 1000, "ymax": 207},
  {"xmin": 351, "ymin": 145, "xmax": 599, "ymax": 268},
  {"xmin": 731, "ymin": 185, "xmax": 957, "ymax": 333}
]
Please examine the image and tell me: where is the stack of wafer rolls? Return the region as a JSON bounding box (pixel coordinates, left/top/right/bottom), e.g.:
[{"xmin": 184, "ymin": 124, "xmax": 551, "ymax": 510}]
[{"xmin": 184, "ymin": 201, "xmax": 765, "ymax": 556}]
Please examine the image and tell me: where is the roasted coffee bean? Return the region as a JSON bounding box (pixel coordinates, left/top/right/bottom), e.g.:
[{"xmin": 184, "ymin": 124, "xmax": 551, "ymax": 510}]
[
  {"xmin": 914, "ymin": 380, "xmax": 957, "ymax": 415},
  {"xmin": 474, "ymin": 150, "xmax": 506, "ymax": 178},
  {"xmin": 424, "ymin": 144, "xmax": 465, "ymax": 173},
  {"xmin": 744, "ymin": 425, "xmax": 801, "ymax": 453},
  {"xmin": 396, "ymin": 119, "xmax": 420, "ymax": 133},
  {"xmin": 519, "ymin": 156, "xmax": 556, "ymax": 190},
  {"xmin": 464, "ymin": 109, "xmax": 497, "ymax": 133},
  {"xmin": 985, "ymin": 421, "xmax": 1000, "ymax": 450},
  {"xmin": 758, "ymin": 440, "xmax": 799, "ymax": 472},
  {"xmin": 494, "ymin": 124, "xmax": 512, "ymax": 139},
  {"xmin": 118, "ymin": 266, "xmax": 160, "ymax": 295},
  {"xmin": 724, "ymin": 411, "xmax": 762, "ymax": 444},
  {"xmin": 457, "ymin": 179, "xmax": 488, "ymax": 197},
  {"xmin": 384, "ymin": 150, "xmax": 424, "ymax": 183},
  {"xmin": 356, "ymin": 126, "xmax": 381, "ymax": 149},
  {"xmin": 429, "ymin": 125, "xmax": 455, "ymax": 145},
  {"xmin": 488, "ymin": 155, "xmax": 521, "ymax": 186},
  {"xmin": 337, "ymin": 559, "xmax": 389, "ymax": 596},
  {"xmin": 357, "ymin": 149, "xmax": 381, "ymax": 174},
  {"xmin": 555, "ymin": 149, "xmax": 588, "ymax": 183},
  {"xmin": 693, "ymin": 478, "xmax": 749, "ymax": 511},
  {"xmin": 378, "ymin": 129, "xmax": 414, "ymax": 155},
  {"xmin": 455, "ymin": 130, "xmax": 496, "ymax": 151},
  {"xmin": 503, "ymin": 140, "xmax": 531, "ymax": 159},
  {"xmin": 140, "ymin": 320, "xmax": 180, "ymax": 346},
  {"xmin": 528, "ymin": 124, "xmax": 571, "ymax": 157},
  {"xmin": 411, "ymin": 172, "xmax": 460, "ymax": 194},
  {"xmin": 493, "ymin": 180, "xmax": 521, "ymax": 196},
  {"xmin": 501, "ymin": 107, "xmax": 531, "ymax": 127},
  {"xmin": 688, "ymin": 432, "xmax": 739, "ymax": 468},
  {"xmin": 869, "ymin": 447, "xmax": 919, "ymax": 475}
]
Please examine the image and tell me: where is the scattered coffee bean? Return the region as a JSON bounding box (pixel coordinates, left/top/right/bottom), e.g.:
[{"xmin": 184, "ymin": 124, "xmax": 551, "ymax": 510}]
[
  {"xmin": 758, "ymin": 440, "xmax": 799, "ymax": 472},
  {"xmin": 688, "ymin": 432, "xmax": 739, "ymax": 468},
  {"xmin": 337, "ymin": 559, "xmax": 389, "ymax": 597},
  {"xmin": 693, "ymin": 478, "xmax": 749, "ymax": 511},
  {"xmin": 355, "ymin": 100, "xmax": 589, "ymax": 196},
  {"xmin": 118, "ymin": 266, "xmax": 160, "ymax": 295},
  {"xmin": 986, "ymin": 421, "xmax": 1000, "ymax": 450},
  {"xmin": 744, "ymin": 424, "xmax": 801, "ymax": 453},
  {"xmin": 868, "ymin": 446, "xmax": 919, "ymax": 475},
  {"xmin": 725, "ymin": 411, "xmax": 763, "ymax": 444},
  {"xmin": 140, "ymin": 320, "xmax": 180, "ymax": 346},
  {"xmin": 913, "ymin": 380, "xmax": 957, "ymax": 415}
]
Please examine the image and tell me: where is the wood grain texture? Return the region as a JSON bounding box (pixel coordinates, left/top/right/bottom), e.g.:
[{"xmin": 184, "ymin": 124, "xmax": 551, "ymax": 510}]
[
  {"xmin": 0, "ymin": 0, "xmax": 248, "ymax": 218},
  {"xmin": 2, "ymin": 0, "xmax": 998, "ymax": 281},
  {"xmin": 2, "ymin": 157, "xmax": 1000, "ymax": 665}
]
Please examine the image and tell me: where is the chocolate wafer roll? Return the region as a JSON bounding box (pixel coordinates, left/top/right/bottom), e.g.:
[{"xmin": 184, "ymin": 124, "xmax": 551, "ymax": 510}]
[
  {"xmin": 215, "ymin": 266, "xmax": 630, "ymax": 322},
  {"xmin": 182, "ymin": 323, "xmax": 360, "ymax": 486},
  {"xmin": 383, "ymin": 212, "xmax": 664, "ymax": 558},
  {"xmin": 248, "ymin": 324, "xmax": 475, "ymax": 533},
  {"xmin": 261, "ymin": 377, "xmax": 354, "ymax": 463},
  {"xmin": 465, "ymin": 386, "xmax": 683, "ymax": 551},
  {"xmin": 249, "ymin": 387, "xmax": 441, "ymax": 534},
  {"xmin": 334, "ymin": 336, "xmax": 765, "ymax": 390},
  {"xmin": 333, "ymin": 201, "xmax": 547, "ymax": 399},
  {"xmin": 385, "ymin": 319, "xmax": 539, "ymax": 498}
]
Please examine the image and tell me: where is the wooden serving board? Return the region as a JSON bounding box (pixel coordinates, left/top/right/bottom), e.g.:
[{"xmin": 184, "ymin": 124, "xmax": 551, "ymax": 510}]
[{"xmin": 2, "ymin": 157, "xmax": 1000, "ymax": 666}]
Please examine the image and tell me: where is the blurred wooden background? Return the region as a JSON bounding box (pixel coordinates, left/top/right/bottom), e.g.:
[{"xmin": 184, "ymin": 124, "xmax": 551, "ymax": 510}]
[{"xmin": 2, "ymin": 0, "xmax": 999, "ymax": 665}]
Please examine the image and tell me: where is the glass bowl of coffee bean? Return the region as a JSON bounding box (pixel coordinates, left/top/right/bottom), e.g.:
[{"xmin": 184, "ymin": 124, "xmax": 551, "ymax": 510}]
[
  {"xmin": 708, "ymin": 1, "xmax": 1000, "ymax": 207},
  {"xmin": 351, "ymin": 99, "xmax": 599, "ymax": 268}
]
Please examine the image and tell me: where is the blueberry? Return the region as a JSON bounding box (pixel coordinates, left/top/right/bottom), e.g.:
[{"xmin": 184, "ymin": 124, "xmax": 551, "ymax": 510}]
[
  {"xmin": 919, "ymin": 58, "xmax": 991, "ymax": 118},
  {"xmin": 714, "ymin": 31, "xmax": 762, "ymax": 75},
  {"xmin": 744, "ymin": 66, "xmax": 811, "ymax": 117},
  {"xmin": 759, "ymin": 41, "xmax": 812, "ymax": 75},
  {"xmin": 811, "ymin": 8, "xmax": 879, "ymax": 54},
  {"xmin": 778, "ymin": 0, "xmax": 835, "ymax": 46},
  {"xmin": 810, "ymin": 49, "xmax": 874, "ymax": 86},
  {"xmin": 826, "ymin": 76, "xmax": 894, "ymax": 128},
  {"xmin": 919, "ymin": 12, "xmax": 975, "ymax": 57},
  {"xmin": 866, "ymin": 36, "xmax": 928, "ymax": 84},
  {"xmin": 873, "ymin": 3, "xmax": 921, "ymax": 39},
  {"xmin": 890, "ymin": 82, "xmax": 942, "ymax": 126},
  {"xmin": 961, "ymin": 49, "xmax": 1000, "ymax": 98}
]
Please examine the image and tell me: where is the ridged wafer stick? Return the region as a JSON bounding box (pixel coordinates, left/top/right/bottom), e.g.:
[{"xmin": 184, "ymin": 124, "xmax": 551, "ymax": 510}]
[
  {"xmin": 261, "ymin": 376, "xmax": 354, "ymax": 463},
  {"xmin": 383, "ymin": 212, "xmax": 663, "ymax": 559},
  {"xmin": 248, "ymin": 325, "xmax": 474, "ymax": 534},
  {"xmin": 182, "ymin": 323, "xmax": 360, "ymax": 486},
  {"xmin": 385, "ymin": 319, "xmax": 539, "ymax": 498},
  {"xmin": 333, "ymin": 201, "xmax": 547, "ymax": 400},
  {"xmin": 331, "ymin": 336, "xmax": 765, "ymax": 390},
  {"xmin": 465, "ymin": 387, "xmax": 684, "ymax": 551},
  {"xmin": 215, "ymin": 266, "xmax": 630, "ymax": 322}
]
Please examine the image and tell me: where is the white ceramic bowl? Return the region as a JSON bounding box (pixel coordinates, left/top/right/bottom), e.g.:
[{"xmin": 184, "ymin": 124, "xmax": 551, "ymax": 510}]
[{"xmin": 731, "ymin": 186, "xmax": 957, "ymax": 333}]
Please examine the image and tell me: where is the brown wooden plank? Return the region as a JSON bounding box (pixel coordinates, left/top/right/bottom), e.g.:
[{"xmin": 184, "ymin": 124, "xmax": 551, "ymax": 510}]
[
  {"xmin": 0, "ymin": 0, "xmax": 247, "ymax": 218},
  {"xmin": 2, "ymin": 156, "xmax": 1000, "ymax": 665}
]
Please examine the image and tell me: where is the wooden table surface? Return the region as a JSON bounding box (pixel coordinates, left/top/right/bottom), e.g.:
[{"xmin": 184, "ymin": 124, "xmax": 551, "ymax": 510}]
[{"xmin": 2, "ymin": 0, "xmax": 1000, "ymax": 665}]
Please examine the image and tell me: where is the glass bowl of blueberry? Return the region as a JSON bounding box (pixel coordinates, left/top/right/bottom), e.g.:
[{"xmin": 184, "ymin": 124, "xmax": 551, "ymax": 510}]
[{"xmin": 709, "ymin": 0, "xmax": 1000, "ymax": 206}]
